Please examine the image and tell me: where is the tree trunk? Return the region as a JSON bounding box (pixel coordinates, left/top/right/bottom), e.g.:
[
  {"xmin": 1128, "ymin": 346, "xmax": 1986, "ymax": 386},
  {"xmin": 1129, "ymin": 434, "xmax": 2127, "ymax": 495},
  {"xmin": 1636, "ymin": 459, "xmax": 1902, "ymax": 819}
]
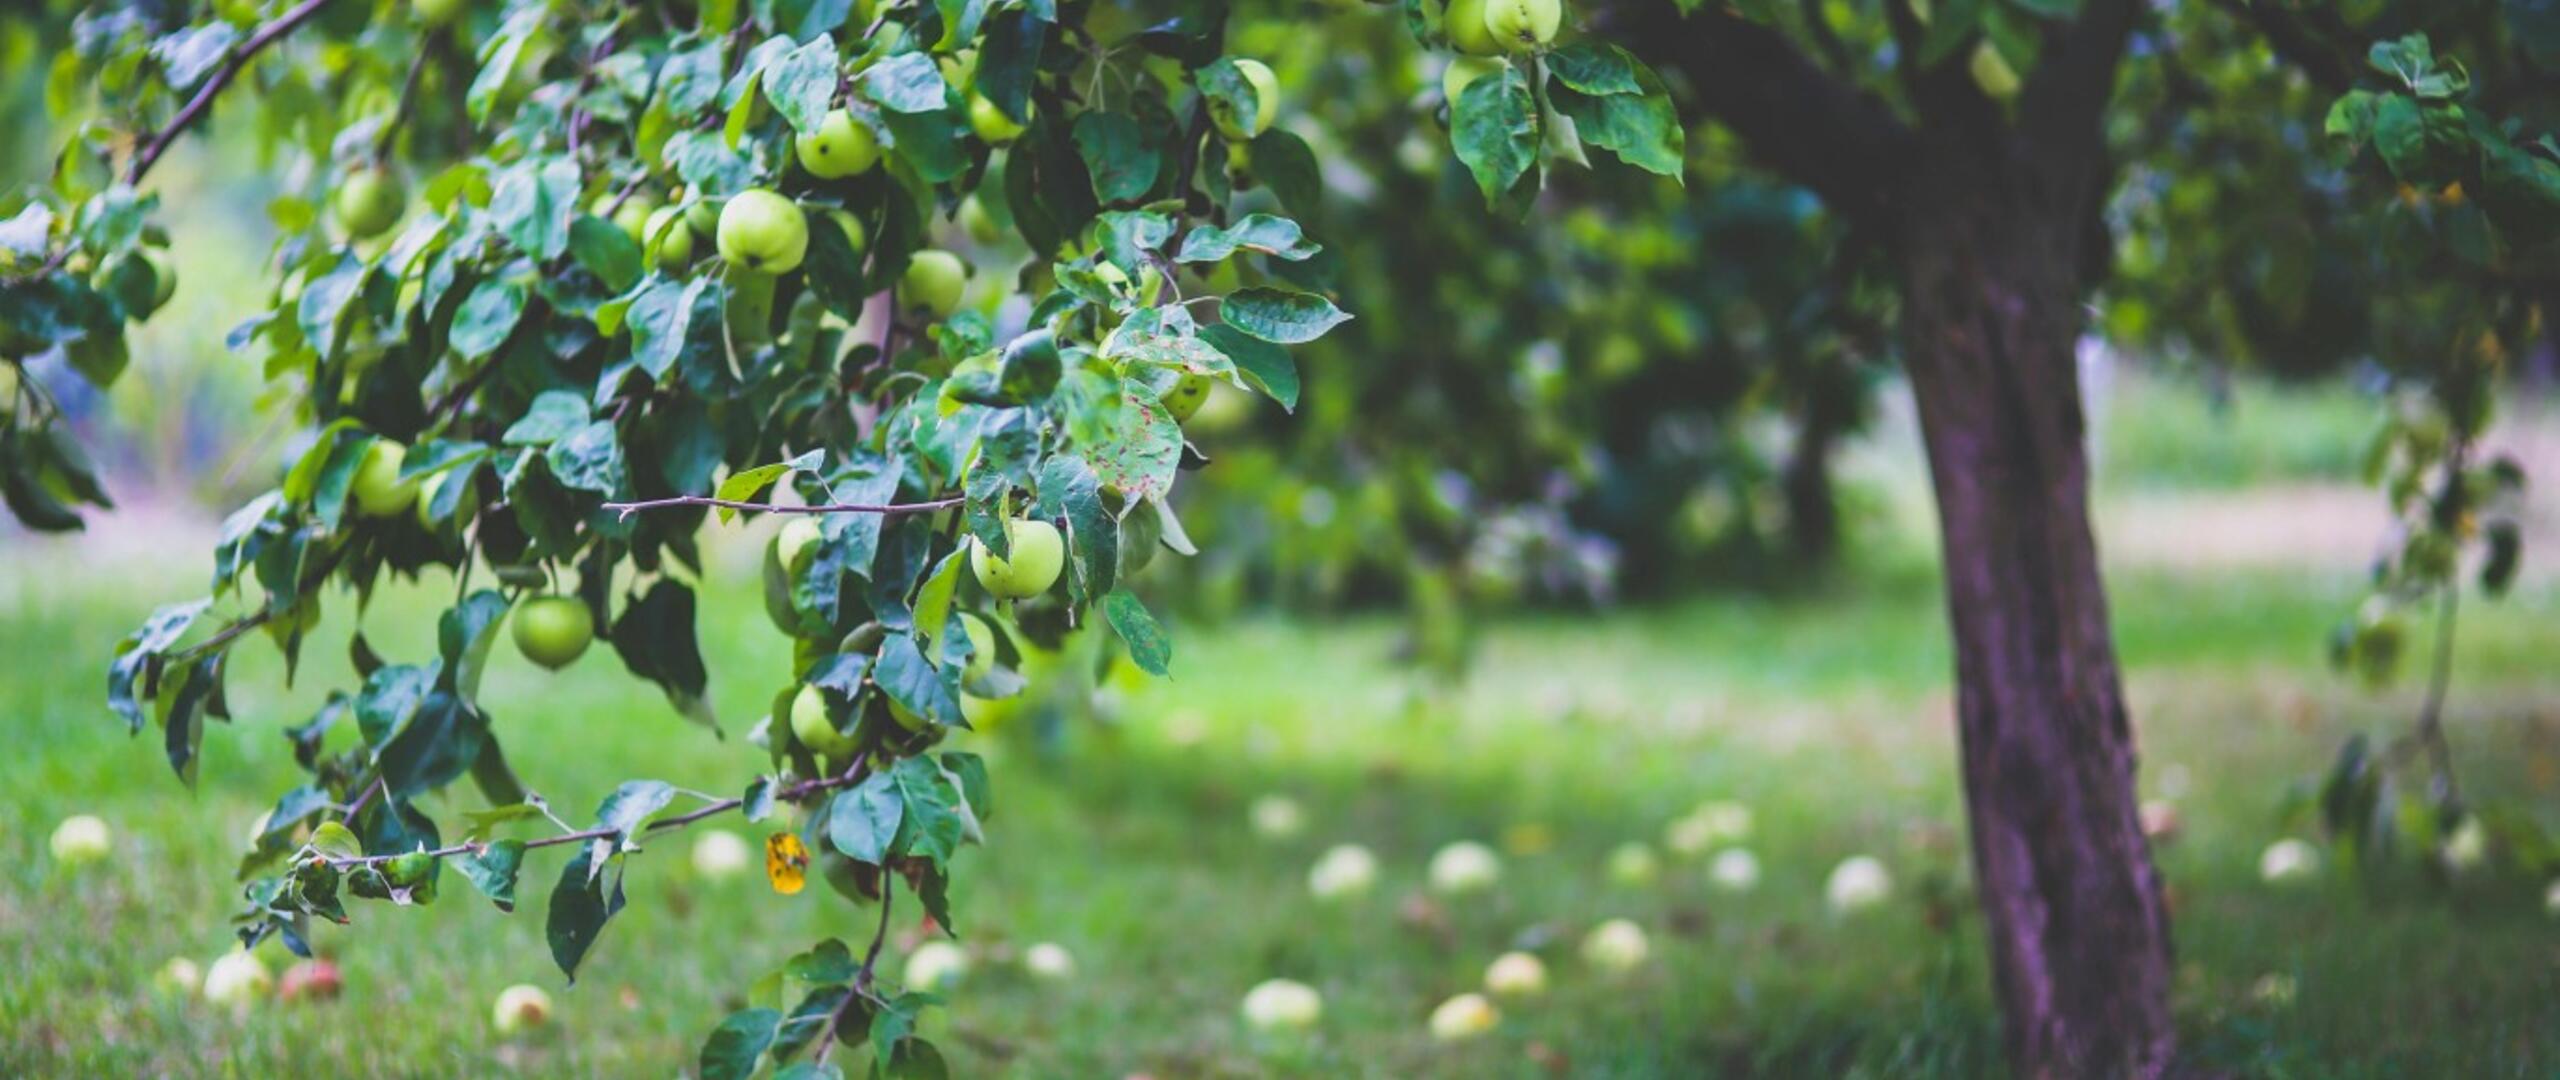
[
  {"xmin": 1898, "ymin": 154, "xmax": 2177, "ymax": 1078},
  {"xmin": 1781, "ymin": 371, "xmax": 1845, "ymax": 563}
]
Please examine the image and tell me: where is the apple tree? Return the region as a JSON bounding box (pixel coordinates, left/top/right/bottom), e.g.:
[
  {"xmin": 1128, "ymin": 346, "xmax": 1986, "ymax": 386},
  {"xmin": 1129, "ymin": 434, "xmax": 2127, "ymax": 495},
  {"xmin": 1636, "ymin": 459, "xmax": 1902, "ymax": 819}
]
[{"xmin": 2, "ymin": 0, "xmax": 1680, "ymax": 1074}]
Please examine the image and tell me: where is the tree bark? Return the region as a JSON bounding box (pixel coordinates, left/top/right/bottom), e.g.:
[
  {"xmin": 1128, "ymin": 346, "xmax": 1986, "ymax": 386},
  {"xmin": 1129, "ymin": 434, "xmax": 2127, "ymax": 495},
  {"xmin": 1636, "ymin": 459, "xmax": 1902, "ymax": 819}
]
[{"xmin": 1897, "ymin": 149, "xmax": 2178, "ymax": 1079}]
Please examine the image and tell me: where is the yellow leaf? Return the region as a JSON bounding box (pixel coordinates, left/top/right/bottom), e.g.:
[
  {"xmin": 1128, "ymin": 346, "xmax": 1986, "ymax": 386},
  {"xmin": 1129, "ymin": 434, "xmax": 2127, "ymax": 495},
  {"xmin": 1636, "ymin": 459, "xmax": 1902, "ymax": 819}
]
[{"xmin": 766, "ymin": 832, "xmax": 809, "ymax": 895}]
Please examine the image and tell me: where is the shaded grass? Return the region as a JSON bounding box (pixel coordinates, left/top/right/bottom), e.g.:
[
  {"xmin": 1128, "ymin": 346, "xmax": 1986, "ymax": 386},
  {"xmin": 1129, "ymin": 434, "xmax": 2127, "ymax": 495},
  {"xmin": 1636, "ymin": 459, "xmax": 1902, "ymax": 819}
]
[{"xmin": 3, "ymin": 538, "xmax": 2559, "ymax": 1077}]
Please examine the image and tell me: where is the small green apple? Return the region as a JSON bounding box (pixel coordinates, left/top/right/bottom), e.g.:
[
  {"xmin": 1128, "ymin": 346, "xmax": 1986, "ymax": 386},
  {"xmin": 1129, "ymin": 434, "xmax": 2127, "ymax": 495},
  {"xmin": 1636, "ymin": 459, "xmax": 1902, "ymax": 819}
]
[
  {"xmin": 1443, "ymin": 0, "xmax": 1503, "ymax": 55},
  {"xmin": 957, "ymin": 611, "xmax": 999, "ymax": 684},
  {"xmin": 414, "ymin": 471, "xmax": 448, "ymax": 529},
  {"xmin": 141, "ymin": 249, "xmax": 178, "ymax": 311},
  {"xmin": 642, "ymin": 207, "xmax": 695, "ymax": 268},
  {"xmin": 716, "ymin": 189, "xmax": 809, "ymax": 275},
  {"xmin": 905, "ymin": 942, "xmax": 969, "ymax": 991},
  {"xmin": 776, "ymin": 517, "xmax": 824, "ymax": 573},
  {"xmin": 350, "ymin": 440, "xmax": 420, "ymax": 518},
  {"xmin": 898, "ymin": 249, "xmax": 970, "ymax": 318},
  {"xmin": 1483, "ymin": 0, "xmax": 1563, "ymax": 53},
  {"xmin": 336, "ymin": 167, "xmax": 407, "ymax": 240},
  {"xmin": 1969, "ymin": 41, "xmax": 2022, "ymax": 100},
  {"xmin": 510, "ymin": 594, "xmax": 593, "ymax": 670},
  {"xmin": 491, "ymin": 983, "xmax": 553, "ymax": 1035},
  {"xmin": 1427, "ymin": 992, "xmax": 1500, "ymax": 1041},
  {"xmin": 1482, "ymin": 951, "xmax": 1547, "ymax": 998},
  {"xmin": 50, "ymin": 814, "xmax": 112, "ymax": 865},
  {"xmin": 1022, "ymin": 942, "xmax": 1075, "ymax": 979},
  {"xmin": 1241, "ymin": 978, "xmax": 1322, "ymax": 1032},
  {"xmin": 796, "ymin": 109, "xmax": 882, "ymax": 178},
  {"xmin": 682, "ymin": 190, "xmax": 721, "ymax": 237},
  {"xmin": 790, "ymin": 683, "xmax": 859, "ymax": 757},
  {"xmin": 968, "ymin": 94, "xmax": 1029, "ymax": 144},
  {"xmin": 156, "ymin": 956, "xmax": 204, "ymax": 997},
  {"xmin": 1162, "ymin": 373, "xmax": 1213, "ymax": 423},
  {"xmin": 1427, "ymin": 839, "xmax": 1502, "ymax": 895},
  {"xmin": 958, "ymin": 194, "xmax": 1002, "ymax": 246},
  {"xmin": 691, "ymin": 830, "xmax": 752, "ymax": 878},
  {"xmin": 202, "ymin": 950, "xmax": 272, "ymax": 1009},
  {"xmin": 1580, "ymin": 918, "xmax": 1648, "ymax": 973},
  {"xmin": 1443, "ymin": 56, "xmax": 1507, "ymax": 103},
  {"xmin": 1307, "ymin": 843, "xmax": 1378, "ymax": 900},
  {"xmin": 1211, "ymin": 59, "xmax": 1280, "ymax": 141},
  {"xmin": 969, "ymin": 518, "xmax": 1064, "ymax": 599},
  {"xmin": 825, "ymin": 208, "xmax": 868, "ymax": 254}
]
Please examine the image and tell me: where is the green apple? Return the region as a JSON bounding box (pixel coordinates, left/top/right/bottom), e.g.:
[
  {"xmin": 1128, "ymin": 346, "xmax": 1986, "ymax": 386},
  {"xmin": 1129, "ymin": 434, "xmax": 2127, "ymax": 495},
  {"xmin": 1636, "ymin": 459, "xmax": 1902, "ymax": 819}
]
[
  {"xmin": 716, "ymin": 189, "xmax": 809, "ymax": 274},
  {"xmin": 1580, "ymin": 918, "xmax": 1648, "ymax": 973},
  {"xmin": 796, "ymin": 109, "xmax": 881, "ymax": 178},
  {"xmin": 825, "ymin": 208, "xmax": 868, "ymax": 254},
  {"xmin": 510, "ymin": 594, "xmax": 593, "ymax": 670},
  {"xmin": 1969, "ymin": 41, "xmax": 2021, "ymax": 100},
  {"xmin": 691, "ymin": 829, "xmax": 752, "ymax": 878},
  {"xmin": 1162, "ymin": 373, "xmax": 1213, "ymax": 423},
  {"xmin": 776, "ymin": 517, "xmax": 824, "ymax": 573},
  {"xmin": 969, "ymin": 518, "xmax": 1064, "ymax": 599},
  {"xmin": 141, "ymin": 249, "xmax": 177, "ymax": 311},
  {"xmin": 156, "ymin": 956, "xmax": 204, "ymax": 997},
  {"xmin": 957, "ymin": 611, "xmax": 998, "ymax": 683},
  {"xmin": 904, "ymin": 941, "xmax": 969, "ymax": 991},
  {"xmin": 351, "ymin": 440, "xmax": 419, "ymax": 518},
  {"xmin": 1483, "ymin": 0, "xmax": 1563, "ymax": 53},
  {"xmin": 1427, "ymin": 840, "xmax": 1502, "ymax": 894},
  {"xmin": 415, "ymin": 470, "xmax": 453, "ymax": 529},
  {"xmin": 682, "ymin": 189, "xmax": 721, "ymax": 237},
  {"xmin": 642, "ymin": 206, "xmax": 694, "ymax": 268},
  {"xmin": 1443, "ymin": 56, "xmax": 1507, "ymax": 103},
  {"xmin": 336, "ymin": 167, "xmax": 407, "ymax": 240},
  {"xmin": 958, "ymin": 194, "xmax": 1002, "ymax": 246},
  {"xmin": 1443, "ymin": 0, "xmax": 1503, "ymax": 55},
  {"xmin": 1482, "ymin": 951, "xmax": 1547, "ymax": 998},
  {"xmin": 1241, "ymin": 978, "xmax": 1322, "ymax": 1032},
  {"xmin": 202, "ymin": 950, "xmax": 272, "ymax": 1009},
  {"xmin": 969, "ymin": 94, "xmax": 1029, "ymax": 144},
  {"xmin": 898, "ymin": 249, "xmax": 969, "ymax": 318},
  {"xmin": 1022, "ymin": 942, "xmax": 1075, "ymax": 979},
  {"xmin": 790, "ymin": 683, "xmax": 859, "ymax": 757},
  {"xmin": 491, "ymin": 983, "xmax": 553, "ymax": 1035},
  {"xmin": 417, "ymin": 0, "xmax": 467, "ymax": 27},
  {"xmin": 50, "ymin": 814, "xmax": 112, "ymax": 865},
  {"xmin": 1427, "ymin": 992, "xmax": 1500, "ymax": 1041},
  {"xmin": 1211, "ymin": 59, "xmax": 1280, "ymax": 141},
  {"xmin": 938, "ymin": 49, "xmax": 979, "ymax": 93}
]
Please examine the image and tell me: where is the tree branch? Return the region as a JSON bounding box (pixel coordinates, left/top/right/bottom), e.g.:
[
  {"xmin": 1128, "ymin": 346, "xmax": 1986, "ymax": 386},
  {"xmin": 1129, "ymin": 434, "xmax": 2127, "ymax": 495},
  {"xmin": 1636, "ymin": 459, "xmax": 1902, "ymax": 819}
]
[
  {"xmin": 600, "ymin": 493, "xmax": 965, "ymax": 520},
  {"xmin": 2020, "ymin": 0, "xmax": 2142, "ymax": 194},
  {"xmin": 1611, "ymin": 1, "xmax": 1917, "ymax": 228},
  {"xmin": 324, "ymin": 762, "xmax": 874, "ymax": 868},
  {"xmin": 128, "ymin": 0, "xmax": 342, "ymax": 185}
]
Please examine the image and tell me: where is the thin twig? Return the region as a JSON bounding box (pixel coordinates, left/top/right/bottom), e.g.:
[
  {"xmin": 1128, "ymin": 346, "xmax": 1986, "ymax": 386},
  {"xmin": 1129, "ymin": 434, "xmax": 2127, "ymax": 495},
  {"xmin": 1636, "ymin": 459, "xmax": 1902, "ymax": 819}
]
[
  {"xmin": 372, "ymin": 43, "xmax": 434, "ymax": 164},
  {"xmin": 129, "ymin": 0, "xmax": 343, "ymax": 185},
  {"xmin": 817, "ymin": 873, "xmax": 898, "ymax": 1065},
  {"xmin": 342, "ymin": 776, "xmax": 383, "ymax": 823},
  {"xmin": 323, "ymin": 762, "xmax": 873, "ymax": 868},
  {"xmin": 600, "ymin": 493, "xmax": 964, "ymax": 520}
]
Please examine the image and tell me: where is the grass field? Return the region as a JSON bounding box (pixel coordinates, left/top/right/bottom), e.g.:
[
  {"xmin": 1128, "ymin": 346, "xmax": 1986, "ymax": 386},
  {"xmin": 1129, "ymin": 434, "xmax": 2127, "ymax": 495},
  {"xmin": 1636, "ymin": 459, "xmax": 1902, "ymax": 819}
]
[{"xmin": 6, "ymin": 510, "xmax": 2560, "ymax": 1077}]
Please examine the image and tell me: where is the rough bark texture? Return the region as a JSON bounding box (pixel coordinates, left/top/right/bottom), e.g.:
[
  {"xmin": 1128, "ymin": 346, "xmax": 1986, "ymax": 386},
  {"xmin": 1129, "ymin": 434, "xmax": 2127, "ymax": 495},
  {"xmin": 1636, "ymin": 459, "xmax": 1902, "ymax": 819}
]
[{"xmin": 1897, "ymin": 147, "xmax": 2177, "ymax": 1079}]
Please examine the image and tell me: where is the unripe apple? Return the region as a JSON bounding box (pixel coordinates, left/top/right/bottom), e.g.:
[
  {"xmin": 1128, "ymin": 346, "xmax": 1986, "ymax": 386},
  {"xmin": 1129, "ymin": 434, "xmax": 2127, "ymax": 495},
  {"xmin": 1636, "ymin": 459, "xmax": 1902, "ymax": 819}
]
[
  {"xmin": 203, "ymin": 950, "xmax": 272, "ymax": 1008},
  {"xmin": 1162, "ymin": 373, "xmax": 1213, "ymax": 424},
  {"xmin": 1694, "ymin": 800, "xmax": 1753, "ymax": 842},
  {"xmin": 2543, "ymin": 878, "xmax": 2560, "ymax": 918},
  {"xmin": 510, "ymin": 594, "xmax": 593, "ymax": 670},
  {"xmin": 1443, "ymin": 0, "xmax": 1503, "ymax": 55},
  {"xmin": 776, "ymin": 517, "xmax": 824, "ymax": 573},
  {"xmin": 1483, "ymin": 951, "xmax": 1547, "ymax": 998},
  {"xmin": 825, "ymin": 208, "xmax": 868, "ymax": 255},
  {"xmin": 959, "ymin": 194, "xmax": 1002, "ymax": 246},
  {"xmin": 1483, "ymin": 0, "xmax": 1563, "ymax": 53},
  {"xmin": 1824, "ymin": 854, "xmax": 1892, "ymax": 913},
  {"xmin": 278, "ymin": 958, "xmax": 344, "ymax": 1003},
  {"xmin": 1240, "ymin": 978, "xmax": 1322, "ymax": 1032},
  {"xmin": 594, "ymin": 192, "xmax": 655, "ymax": 243},
  {"xmin": 790, "ymin": 683, "xmax": 858, "ymax": 757},
  {"xmin": 1211, "ymin": 59, "xmax": 1280, "ymax": 142},
  {"xmin": 716, "ymin": 189, "xmax": 809, "ymax": 275},
  {"xmin": 1605, "ymin": 841, "xmax": 1658, "ymax": 886},
  {"xmin": 1307, "ymin": 843, "xmax": 1378, "ymax": 900},
  {"xmin": 1580, "ymin": 918, "xmax": 1648, "ymax": 973},
  {"xmin": 682, "ymin": 191, "xmax": 721, "ymax": 237},
  {"xmin": 336, "ymin": 167, "xmax": 407, "ymax": 240},
  {"xmin": 491, "ymin": 983, "xmax": 553, "ymax": 1034},
  {"xmin": 50, "ymin": 814, "xmax": 113, "ymax": 865},
  {"xmin": 350, "ymin": 440, "xmax": 420, "ymax": 518},
  {"xmin": 157, "ymin": 956, "xmax": 204, "ymax": 996},
  {"xmin": 415, "ymin": 470, "xmax": 449, "ymax": 530},
  {"xmin": 957, "ymin": 611, "xmax": 999, "ymax": 684},
  {"xmin": 691, "ymin": 830, "xmax": 752, "ymax": 878},
  {"xmin": 1249, "ymin": 794, "xmax": 1305, "ymax": 840},
  {"xmin": 1969, "ymin": 40, "xmax": 2022, "ymax": 101},
  {"xmin": 1022, "ymin": 941, "xmax": 1075, "ymax": 979},
  {"xmin": 1427, "ymin": 992, "xmax": 1500, "ymax": 1041},
  {"xmin": 140, "ymin": 249, "xmax": 178, "ymax": 311},
  {"xmin": 969, "ymin": 518, "xmax": 1065, "ymax": 599},
  {"xmin": 641, "ymin": 207, "xmax": 694, "ymax": 268},
  {"xmin": 1708, "ymin": 848, "xmax": 1762, "ymax": 892},
  {"xmin": 898, "ymin": 249, "xmax": 970, "ymax": 318},
  {"xmin": 1442, "ymin": 56, "xmax": 1507, "ymax": 103},
  {"xmin": 2442, "ymin": 817, "xmax": 2489, "ymax": 874},
  {"xmin": 903, "ymin": 941, "xmax": 969, "ymax": 991},
  {"xmin": 796, "ymin": 109, "xmax": 882, "ymax": 179},
  {"xmin": 968, "ymin": 94, "xmax": 1029, "ymax": 144},
  {"xmin": 1427, "ymin": 840, "xmax": 1501, "ymax": 895}
]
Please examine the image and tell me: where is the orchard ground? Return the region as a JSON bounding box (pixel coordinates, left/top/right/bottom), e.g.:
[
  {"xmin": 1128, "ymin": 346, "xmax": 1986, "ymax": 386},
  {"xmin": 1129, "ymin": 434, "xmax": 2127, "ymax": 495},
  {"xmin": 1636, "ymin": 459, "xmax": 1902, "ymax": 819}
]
[{"xmin": 8, "ymin": 376, "xmax": 2560, "ymax": 1077}]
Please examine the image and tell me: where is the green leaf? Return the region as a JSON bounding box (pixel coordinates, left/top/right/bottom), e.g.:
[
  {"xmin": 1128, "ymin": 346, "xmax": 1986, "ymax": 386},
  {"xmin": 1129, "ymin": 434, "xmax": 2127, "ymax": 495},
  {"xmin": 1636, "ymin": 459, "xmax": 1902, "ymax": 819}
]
[
  {"xmin": 1248, "ymin": 129, "xmax": 1325, "ymax": 220},
  {"xmin": 547, "ymin": 845, "xmax": 625, "ymax": 982},
  {"xmin": 1201, "ymin": 324, "xmax": 1298, "ymax": 410},
  {"xmin": 1174, "ymin": 214, "xmax": 1320, "ymax": 263},
  {"xmin": 450, "ymin": 277, "xmax": 527, "ymax": 361},
  {"xmin": 436, "ymin": 589, "xmax": 513, "ymax": 702},
  {"xmin": 608, "ymin": 580, "xmax": 717, "ymax": 731},
  {"xmin": 887, "ymin": 755, "xmax": 971, "ymax": 867},
  {"xmin": 1103, "ymin": 588, "xmax": 1171, "ymax": 675},
  {"xmin": 864, "ymin": 53, "xmax": 949, "ymax": 113},
  {"xmin": 594, "ymin": 780, "xmax": 677, "ymax": 840},
  {"xmin": 874, "ymin": 634, "xmax": 965, "ymax": 729},
  {"xmin": 1544, "ymin": 41, "xmax": 1645, "ymax": 97},
  {"xmin": 1087, "ymin": 384, "xmax": 1182, "ymax": 501},
  {"xmin": 1195, "ymin": 58, "xmax": 1262, "ymax": 143},
  {"xmin": 545, "ymin": 420, "xmax": 628, "ymax": 496},
  {"xmin": 786, "ymin": 939, "xmax": 859, "ymax": 985},
  {"xmin": 1073, "ymin": 112, "xmax": 1161, "ymax": 204},
  {"xmin": 827, "ymin": 771, "xmax": 904, "ymax": 864},
  {"xmin": 1041, "ymin": 455, "xmax": 1114, "ymax": 601},
  {"xmin": 569, "ymin": 216, "xmax": 644, "ymax": 293},
  {"xmin": 1452, "ymin": 62, "xmax": 1539, "ymax": 205},
  {"xmin": 491, "ymin": 159, "xmax": 581, "ymax": 262},
  {"xmin": 455, "ymin": 839, "xmax": 526, "ymax": 911},
  {"xmin": 503, "ymin": 390, "xmax": 592, "ymax": 446},
  {"xmin": 713, "ymin": 449, "xmax": 825, "ymax": 523},
  {"xmin": 1218, "ymin": 287, "xmax": 1350, "ymax": 344},
  {"xmin": 765, "ymin": 36, "xmax": 842, "ymax": 133},
  {"xmin": 701, "ymin": 1008, "xmax": 782, "ymax": 1080},
  {"xmin": 1552, "ymin": 84, "xmax": 1686, "ymax": 180},
  {"xmin": 375, "ymin": 691, "xmax": 490, "ymax": 799},
  {"xmin": 308, "ymin": 820, "xmax": 367, "ymax": 861}
]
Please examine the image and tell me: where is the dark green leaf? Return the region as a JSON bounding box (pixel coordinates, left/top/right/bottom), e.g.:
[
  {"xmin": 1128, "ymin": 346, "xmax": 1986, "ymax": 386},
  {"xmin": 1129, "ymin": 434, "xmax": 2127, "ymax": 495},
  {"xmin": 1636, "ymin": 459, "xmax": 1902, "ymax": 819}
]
[
  {"xmin": 700, "ymin": 1008, "xmax": 783, "ymax": 1080},
  {"xmin": 1218, "ymin": 287, "xmax": 1350, "ymax": 344},
  {"xmin": 1102, "ymin": 588, "xmax": 1171, "ymax": 675}
]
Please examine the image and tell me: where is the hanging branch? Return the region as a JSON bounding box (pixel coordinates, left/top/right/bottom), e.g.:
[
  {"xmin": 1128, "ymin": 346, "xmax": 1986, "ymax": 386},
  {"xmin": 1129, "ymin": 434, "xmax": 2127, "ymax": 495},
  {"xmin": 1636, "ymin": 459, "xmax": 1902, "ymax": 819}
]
[
  {"xmin": 601, "ymin": 493, "xmax": 965, "ymax": 520},
  {"xmin": 128, "ymin": 0, "xmax": 343, "ymax": 185}
]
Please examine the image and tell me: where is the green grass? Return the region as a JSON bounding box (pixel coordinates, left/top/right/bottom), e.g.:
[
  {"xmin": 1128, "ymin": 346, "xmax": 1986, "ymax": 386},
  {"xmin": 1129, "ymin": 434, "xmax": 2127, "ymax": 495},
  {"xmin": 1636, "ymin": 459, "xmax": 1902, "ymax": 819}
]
[
  {"xmin": 2095, "ymin": 368, "xmax": 2382, "ymax": 491},
  {"xmin": 5, "ymin": 537, "xmax": 2560, "ymax": 1077}
]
